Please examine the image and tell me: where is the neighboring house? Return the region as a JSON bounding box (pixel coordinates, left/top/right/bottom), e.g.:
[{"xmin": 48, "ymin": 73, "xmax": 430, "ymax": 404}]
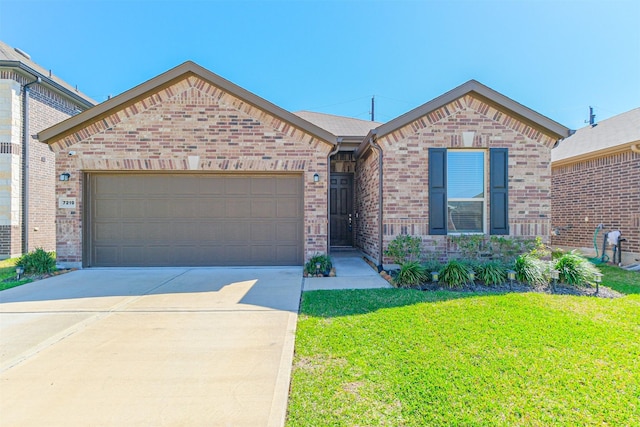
[
  {"xmin": 551, "ymin": 108, "xmax": 640, "ymax": 265},
  {"xmin": 38, "ymin": 61, "xmax": 570, "ymax": 268},
  {"xmin": 0, "ymin": 41, "xmax": 95, "ymax": 259}
]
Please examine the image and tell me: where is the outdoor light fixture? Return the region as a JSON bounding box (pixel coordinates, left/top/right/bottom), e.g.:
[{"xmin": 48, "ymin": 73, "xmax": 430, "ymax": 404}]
[
  {"xmin": 431, "ymin": 271, "xmax": 439, "ymax": 282},
  {"xmin": 468, "ymin": 271, "xmax": 475, "ymax": 284},
  {"xmin": 59, "ymin": 172, "xmax": 71, "ymax": 181},
  {"xmin": 313, "ymin": 173, "xmax": 319, "ymax": 182},
  {"xmin": 594, "ymin": 272, "xmax": 603, "ymax": 294},
  {"xmin": 507, "ymin": 269, "xmax": 516, "ymax": 290},
  {"xmin": 550, "ymin": 269, "xmax": 560, "ymax": 293},
  {"xmin": 16, "ymin": 265, "xmax": 24, "ymax": 280},
  {"xmin": 316, "ymin": 262, "xmax": 321, "ymax": 276}
]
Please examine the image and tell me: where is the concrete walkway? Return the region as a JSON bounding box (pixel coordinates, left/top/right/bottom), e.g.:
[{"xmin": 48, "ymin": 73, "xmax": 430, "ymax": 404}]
[
  {"xmin": 0, "ymin": 267, "xmax": 302, "ymax": 427},
  {"xmin": 303, "ymin": 249, "xmax": 392, "ymax": 291}
]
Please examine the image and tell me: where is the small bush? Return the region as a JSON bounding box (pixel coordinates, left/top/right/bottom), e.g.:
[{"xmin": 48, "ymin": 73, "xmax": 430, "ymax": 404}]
[
  {"xmin": 476, "ymin": 261, "xmax": 507, "ymax": 286},
  {"xmin": 489, "ymin": 236, "xmax": 534, "ymax": 263},
  {"xmin": 450, "ymin": 234, "xmax": 487, "ymax": 261},
  {"xmin": 16, "ymin": 248, "xmax": 56, "ymax": 275},
  {"xmin": 514, "ymin": 254, "xmax": 548, "ymax": 286},
  {"xmin": 554, "ymin": 251, "xmax": 598, "ymax": 286},
  {"xmin": 385, "ymin": 235, "xmax": 422, "ymax": 264},
  {"xmin": 440, "ymin": 260, "xmax": 473, "ymax": 288},
  {"xmin": 395, "ymin": 261, "xmax": 427, "ymax": 287},
  {"xmin": 305, "ymin": 253, "xmax": 332, "ymax": 276},
  {"xmin": 422, "ymin": 260, "xmax": 443, "ymax": 277}
]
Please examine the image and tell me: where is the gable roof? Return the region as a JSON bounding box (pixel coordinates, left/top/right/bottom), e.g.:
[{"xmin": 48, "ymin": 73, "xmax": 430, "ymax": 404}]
[
  {"xmin": 0, "ymin": 40, "xmax": 96, "ymax": 108},
  {"xmin": 294, "ymin": 111, "xmax": 381, "ymax": 138},
  {"xmin": 38, "ymin": 61, "xmax": 337, "ymax": 146},
  {"xmin": 552, "ymin": 107, "xmax": 640, "ymax": 164},
  {"xmin": 361, "ymin": 80, "xmax": 570, "ymax": 153}
]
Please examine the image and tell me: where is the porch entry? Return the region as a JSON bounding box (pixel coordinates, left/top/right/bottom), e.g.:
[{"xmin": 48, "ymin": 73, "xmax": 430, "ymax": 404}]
[{"xmin": 330, "ymin": 173, "xmax": 354, "ymax": 247}]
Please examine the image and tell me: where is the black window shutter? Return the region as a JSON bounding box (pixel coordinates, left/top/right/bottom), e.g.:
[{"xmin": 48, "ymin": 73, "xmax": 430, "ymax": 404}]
[
  {"xmin": 490, "ymin": 148, "xmax": 509, "ymax": 235},
  {"xmin": 429, "ymin": 148, "xmax": 447, "ymax": 235}
]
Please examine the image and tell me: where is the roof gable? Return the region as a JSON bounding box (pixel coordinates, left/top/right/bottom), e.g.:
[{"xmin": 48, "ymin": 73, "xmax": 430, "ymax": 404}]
[
  {"xmin": 370, "ymin": 80, "xmax": 569, "ymax": 145},
  {"xmin": 39, "ymin": 61, "xmax": 337, "ymax": 148}
]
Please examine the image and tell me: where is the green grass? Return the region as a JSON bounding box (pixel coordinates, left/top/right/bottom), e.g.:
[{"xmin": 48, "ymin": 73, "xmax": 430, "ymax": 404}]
[
  {"xmin": 0, "ymin": 257, "xmax": 33, "ymax": 291},
  {"xmin": 599, "ymin": 264, "xmax": 640, "ymax": 294},
  {"xmin": 288, "ymin": 288, "xmax": 640, "ymax": 426}
]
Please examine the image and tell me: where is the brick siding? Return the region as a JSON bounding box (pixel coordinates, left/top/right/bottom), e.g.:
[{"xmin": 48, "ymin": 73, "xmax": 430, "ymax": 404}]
[
  {"xmin": 356, "ymin": 94, "xmax": 556, "ymax": 264},
  {"xmin": 48, "ymin": 75, "xmax": 332, "ymax": 266},
  {"xmin": 0, "ymin": 70, "xmax": 89, "ymax": 257},
  {"xmin": 552, "ymin": 150, "xmax": 640, "ymax": 263}
]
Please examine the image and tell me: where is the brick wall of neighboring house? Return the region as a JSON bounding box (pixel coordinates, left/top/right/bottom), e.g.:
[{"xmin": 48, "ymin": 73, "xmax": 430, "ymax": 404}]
[
  {"xmin": 357, "ymin": 94, "xmax": 557, "ymax": 264},
  {"xmin": 552, "ymin": 150, "xmax": 640, "ymax": 263},
  {"xmin": 0, "ymin": 70, "xmax": 87, "ymax": 257},
  {"xmin": 48, "ymin": 75, "xmax": 332, "ymax": 266},
  {"xmin": 355, "ymin": 147, "xmax": 380, "ymax": 261},
  {"xmin": 27, "ymin": 84, "xmax": 82, "ymax": 253}
]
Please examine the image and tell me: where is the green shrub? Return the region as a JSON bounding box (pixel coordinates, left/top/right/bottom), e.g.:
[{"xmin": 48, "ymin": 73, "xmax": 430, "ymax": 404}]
[
  {"xmin": 395, "ymin": 261, "xmax": 427, "ymax": 287},
  {"xmin": 476, "ymin": 261, "xmax": 507, "ymax": 286},
  {"xmin": 554, "ymin": 251, "xmax": 598, "ymax": 286},
  {"xmin": 305, "ymin": 253, "xmax": 332, "ymax": 276},
  {"xmin": 440, "ymin": 260, "xmax": 473, "ymax": 288},
  {"xmin": 489, "ymin": 236, "xmax": 534, "ymax": 263},
  {"xmin": 385, "ymin": 235, "xmax": 422, "ymax": 264},
  {"xmin": 16, "ymin": 248, "xmax": 56, "ymax": 275},
  {"xmin": 514, "ymin": 254, "xmax": 548, "ymax": 286},
  {"xmin": 422, "ymin": 260, "xmax": 443, "ymax": 277},
  {"xmin": 527, "ymin": 236, "xmax": 552, "ymax": 260},
  {"xmin": 450, "ymin": 234, "xmax": 486, "ymax": 261}
]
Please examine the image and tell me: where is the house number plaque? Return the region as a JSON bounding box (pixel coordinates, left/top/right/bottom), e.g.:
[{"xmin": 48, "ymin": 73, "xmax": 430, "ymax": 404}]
[{"xmin": 58, "ymin": 197, "xmax": 77, "ymax": 209}]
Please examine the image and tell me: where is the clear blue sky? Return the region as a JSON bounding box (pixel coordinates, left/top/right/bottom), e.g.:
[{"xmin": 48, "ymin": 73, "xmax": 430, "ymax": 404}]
[{"xmin": 1, "ymin": 0, "xmax": 638, "ymax": 130}]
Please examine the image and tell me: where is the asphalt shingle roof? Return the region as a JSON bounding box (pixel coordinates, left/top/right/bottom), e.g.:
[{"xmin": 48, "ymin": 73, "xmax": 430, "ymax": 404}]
[
  {"xmin": 294, "ymin": 111, "xmax": 381, "ymax": 138},
  {"xmin": 0, "ymin": 40, "xmax": 96, "ymax": 105},
  {"xmin": 552, "ymin": 107, "xmax": 640, "ymax": 162}
]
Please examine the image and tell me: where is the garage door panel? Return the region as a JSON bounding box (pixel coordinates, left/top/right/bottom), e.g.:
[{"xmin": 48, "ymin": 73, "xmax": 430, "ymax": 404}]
[
  {"xmin": 251, "ymin": 200, "xmax": 276, "ymax": 218},
  {"xmin": 251, "ymin": 223, "xmax": 275, "ymax": 241},
  {"xmin": 95, "ymin": 199, "xmax": 120, "ymax": 218},
  {"xmin": 94, "ymin": 222, "xmax": 122, "ymax": 241},
  {"xmin": 226, "ymin": 177, "xmax": 250, "ymax": 195},
  {"xmin": 276, "ymin": 222, "xmax": 300, "ymax": 241},
  {"xmin": 226, "ymin": 200, "xmax": 250, "ymax": 218},
  {"xmin": 277, "ymin": 199, "xmax": 300, "ymax": 218},
  {"xmin": 251, "ymin": 177, "xmax": 275, "ymax": 195},
  {"xmin": 277, "ymin": 177, "xmax": 300, "ymax": 195},
  {"xmin": 89, "ymin": 174, "xmax": 302, "ymax": 266},
  {"xmin": 120, "ymin": 199, "xmax": 147, "ymax": 218}
]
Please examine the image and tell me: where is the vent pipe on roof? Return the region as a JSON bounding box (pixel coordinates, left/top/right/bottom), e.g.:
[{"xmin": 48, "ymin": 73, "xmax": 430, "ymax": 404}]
[
  {"xmin": 14, "ymin": 47, "xmax": 31, "ymax": 60},
  {"xmin": 588, "ymin": 106, "xmax": 596, "ymax": 127}
]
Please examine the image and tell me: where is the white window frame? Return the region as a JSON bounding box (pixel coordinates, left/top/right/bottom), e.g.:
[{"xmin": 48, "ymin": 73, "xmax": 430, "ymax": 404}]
[{"xmin": 447, "ymin": 149, "xmax": 487, "ymax": 235}]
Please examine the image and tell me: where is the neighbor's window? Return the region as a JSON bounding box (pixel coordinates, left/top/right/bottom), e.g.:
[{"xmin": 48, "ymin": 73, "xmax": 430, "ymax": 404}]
[{"xmin": 447, "ymin": 151, "xmax": 485, "ymax": 233}]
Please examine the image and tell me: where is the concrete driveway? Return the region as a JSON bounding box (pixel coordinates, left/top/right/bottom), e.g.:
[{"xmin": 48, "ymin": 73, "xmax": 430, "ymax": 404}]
[{"xmin": 0, "ymin": 267, "xmax": 302, "ymax": 427}]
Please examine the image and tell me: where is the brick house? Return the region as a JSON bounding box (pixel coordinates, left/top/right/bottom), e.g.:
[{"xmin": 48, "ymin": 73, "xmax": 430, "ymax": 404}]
[
  {"xmin": 354, "ymin": 81, "xmax": 570, "ymax": 267},
  {"xmin": 0, "ymin": 41, "xmax": 95, "ymax": 259},
  {"xmin": 39, "ymin": 62, "xmax": 569, "ymax": 268},
  {"xmin": 552, "ymin": 108, "xmax": 640, "ymax": 265}
]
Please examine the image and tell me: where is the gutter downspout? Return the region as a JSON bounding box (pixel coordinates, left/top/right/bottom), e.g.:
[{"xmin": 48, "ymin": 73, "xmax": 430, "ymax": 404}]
[
  {"xmin": 326, "ymin": 138, "xmax": 342, "ymax": 254},
  {"xmin": 22, "ymin": 76, "xmax": 41, "ymax": 254},
  {"xmin": 368, "ymin": 131, "xmax": 384, "ymax": 271}
]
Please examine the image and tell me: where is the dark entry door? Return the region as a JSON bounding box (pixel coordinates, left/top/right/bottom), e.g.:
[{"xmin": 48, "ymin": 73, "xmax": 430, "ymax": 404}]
[{"xmin": 330, "ymin": 174, "xmax": 353, "ymax": 247}]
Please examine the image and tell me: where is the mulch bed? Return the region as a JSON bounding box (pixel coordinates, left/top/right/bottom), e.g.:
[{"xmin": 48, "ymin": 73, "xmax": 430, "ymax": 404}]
[{"xmin": 364, "ymin": 258, "xmax": 623, "ymax": 299}]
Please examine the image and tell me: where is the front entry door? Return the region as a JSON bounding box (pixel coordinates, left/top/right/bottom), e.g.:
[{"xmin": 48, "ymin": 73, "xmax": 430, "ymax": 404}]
[{"xmin": 330, "ymin": 174, "xmax": 354, "ymax": 247}]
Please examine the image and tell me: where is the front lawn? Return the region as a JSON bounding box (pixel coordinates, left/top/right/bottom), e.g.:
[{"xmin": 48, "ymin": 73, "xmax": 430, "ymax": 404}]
[
  {"xmin": 287, "ymin": 285, "xmax": 640, "ymax": 425},
  {"xmin": 598, "ymin": 264, "xmax": 640, "ymax": 294},
  {"xmin": 0, "ymin": 258, "xmax": 32, "ymax": 291}
]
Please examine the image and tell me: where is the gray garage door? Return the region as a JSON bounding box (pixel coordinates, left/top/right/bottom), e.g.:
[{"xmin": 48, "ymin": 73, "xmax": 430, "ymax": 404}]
[{"xmin": 86, "ymin": 173, "xmax": 303, "ymax": 267}]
